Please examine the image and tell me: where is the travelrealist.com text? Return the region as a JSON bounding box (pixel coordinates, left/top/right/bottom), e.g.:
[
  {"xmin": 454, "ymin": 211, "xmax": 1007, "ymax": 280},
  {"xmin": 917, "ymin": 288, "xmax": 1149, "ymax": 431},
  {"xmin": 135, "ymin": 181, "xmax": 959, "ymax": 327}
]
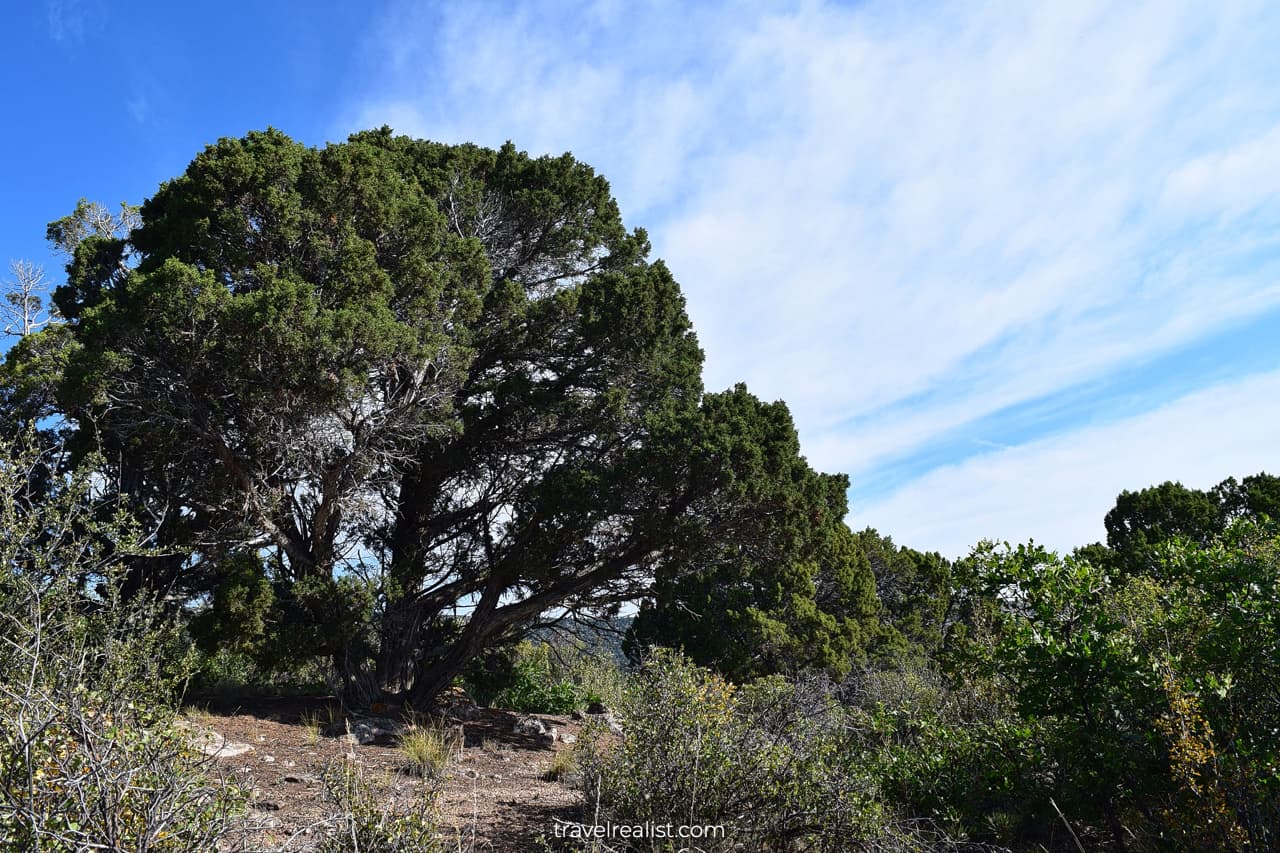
[{"xmin": 552, "ymin": 820, "xmax": 727, "ymax": 841}]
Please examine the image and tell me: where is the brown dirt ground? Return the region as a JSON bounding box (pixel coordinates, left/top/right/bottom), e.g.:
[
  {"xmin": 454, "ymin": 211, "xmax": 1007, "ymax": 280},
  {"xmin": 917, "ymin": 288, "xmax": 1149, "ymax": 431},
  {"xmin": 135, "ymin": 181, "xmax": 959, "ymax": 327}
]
[{"xmin": 185, "ymin": 694, "xmax": 588, "ymax": 852}]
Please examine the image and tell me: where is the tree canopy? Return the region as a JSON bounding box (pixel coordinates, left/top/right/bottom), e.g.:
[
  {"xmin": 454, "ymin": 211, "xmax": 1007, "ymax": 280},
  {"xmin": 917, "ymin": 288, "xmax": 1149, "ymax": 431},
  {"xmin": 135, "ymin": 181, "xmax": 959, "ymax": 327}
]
[
  {"xmin": 4, "ymin": 128, "xmax": 878, "ymax": 705},
  {"xmin": 1096, "ymin": 473, "xmax": 1280, "ymax": 575},
  {"xmin": 625, "ymin": 396, "xmax": 881, "ymax": 681}
]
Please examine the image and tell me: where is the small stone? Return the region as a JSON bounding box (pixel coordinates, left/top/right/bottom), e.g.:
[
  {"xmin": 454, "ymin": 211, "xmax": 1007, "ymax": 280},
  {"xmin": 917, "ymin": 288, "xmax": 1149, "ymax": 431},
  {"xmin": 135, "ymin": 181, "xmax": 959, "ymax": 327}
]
[
  {"xmin": 178, "ymin": 723, "xmax": 255, "ymax": 759},
  {"xmin": 346, "ymin": 717, "xmax": 405, "ymax": 746},
  {"xmin": 261, "ymin": 755, "xmax": 275, "ymax": 763},
  {"xmin": 559, "ymin": 732, "xmax": 578, "ymax": 744},
  {"xmin": 283, "ymin": 773, "xmax": 319, "ymax": 785},
  {"xmin": 513, "ymin": 716, "xmax": 548, "ymax": 737},
  {"xmin": 218, "ymin": 741, "xmax": 255, "ymax": 758}
]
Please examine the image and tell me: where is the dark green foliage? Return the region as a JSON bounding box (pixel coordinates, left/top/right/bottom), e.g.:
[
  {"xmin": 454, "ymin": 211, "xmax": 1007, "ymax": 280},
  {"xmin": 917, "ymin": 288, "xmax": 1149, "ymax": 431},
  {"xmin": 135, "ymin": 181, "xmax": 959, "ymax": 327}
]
[
  {"xmin": 466, "ymin": 640, "xmax": 624, "ymax": 713},
  {"xmin": 189, "ymin": 553, "xmax": 276, "ymax": 659},
  {"xmin": 188, "ymin": 553, "xmax": 377, "ymax": 696},
  {"xmin": 1105, "ymin": 480, "xmax": 1222, "ymax": 573},
  {"xmin": 1101, "ymin": 471, "xmax": 1280, "ymax": 574},
  {"xmin": 1213, "ymin": 471, "xmax": 1280, "ymax": 522},
  {"xmin": 942, "ymin": 524, "xmax": 1280, "ymax": 850},
  {"xmin": 838, "ymin": 666, "xmax": 1044, "ymax": 847},
  {"xmin": 491, "ymin": 658, "xmax": 582, "ymax": 715},
  {"xmin": 624, "ymin": 389, "xmax": 881, "ymax": 682},
  {"xmin": 857, "ymin": 528, "xmax": 952, "ymax": 659},
  {"xmin": 458, "ymin": 644, "xmax": 521, "ymax": 707},
  {"xmin": 4, "ymin": 127, "xmax": 857, "ymax": 708},
  {"xmin": 955, "ymin": 543, "xmax": 1172, "ymax": 847}
]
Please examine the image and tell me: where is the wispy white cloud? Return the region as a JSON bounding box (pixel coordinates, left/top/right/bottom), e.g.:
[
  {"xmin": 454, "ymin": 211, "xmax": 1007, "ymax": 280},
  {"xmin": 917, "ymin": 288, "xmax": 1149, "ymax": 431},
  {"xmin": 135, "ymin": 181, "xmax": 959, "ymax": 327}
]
[
  {"xmin": 851, "ymin": 369, "xmax": 1280, "ymax": 559},
  {"xmin": 46, "ymin": 0, "xmax": 88, "ymax": 43},
  {"xmin": 343, "ymin": 0, "xmax": 1280, "ymax": 549},
  {"xmin": 125, "ymin": 93, "xmax": 149, "ymax": 125},
  {"xmin": 1162, "ymin": 121, "xmax": 1280, "ymax": 217}
]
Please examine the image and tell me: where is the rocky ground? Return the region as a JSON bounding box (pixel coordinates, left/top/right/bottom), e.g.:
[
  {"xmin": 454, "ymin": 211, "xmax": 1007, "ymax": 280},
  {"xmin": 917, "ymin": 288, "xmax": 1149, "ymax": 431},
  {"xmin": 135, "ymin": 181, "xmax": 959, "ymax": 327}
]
[{"xmin": 183, "ymin": 693, "xmax": 594, "ymax": 852}]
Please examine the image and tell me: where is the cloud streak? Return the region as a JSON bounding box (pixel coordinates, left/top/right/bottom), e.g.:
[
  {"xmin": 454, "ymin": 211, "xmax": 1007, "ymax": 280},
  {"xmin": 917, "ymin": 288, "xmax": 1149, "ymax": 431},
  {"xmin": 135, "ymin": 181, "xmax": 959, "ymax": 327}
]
[
  {"xmin": 46, "ymin": 0, "xmax": 89, "ymax": 43},
  {"xmin": 852, "ymin": 368, "xmax": 1280, "ymax": 558},
  {"xmin": 343, "ymin": 0, "xmax": 1280, "ymax": 552}
]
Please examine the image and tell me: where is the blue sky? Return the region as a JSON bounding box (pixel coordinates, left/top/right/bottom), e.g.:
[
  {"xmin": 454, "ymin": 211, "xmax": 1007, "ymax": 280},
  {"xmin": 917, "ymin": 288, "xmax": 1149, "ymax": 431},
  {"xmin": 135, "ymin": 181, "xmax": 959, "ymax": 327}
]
[{"xmin": 4, "ymin": 0, "xmax": 1280, "ymax": 558}]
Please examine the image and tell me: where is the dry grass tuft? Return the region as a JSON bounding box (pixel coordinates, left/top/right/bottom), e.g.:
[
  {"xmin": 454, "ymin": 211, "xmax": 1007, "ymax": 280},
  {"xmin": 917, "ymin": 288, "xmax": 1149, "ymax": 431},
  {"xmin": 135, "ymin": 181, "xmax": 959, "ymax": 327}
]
[
  {"xmin": 399, "ymin": 722, "xmax": 462, "ymax": 779},
  {"xmin": 541, "ymin": 748, "xmax": 577, "ymax": 782}
]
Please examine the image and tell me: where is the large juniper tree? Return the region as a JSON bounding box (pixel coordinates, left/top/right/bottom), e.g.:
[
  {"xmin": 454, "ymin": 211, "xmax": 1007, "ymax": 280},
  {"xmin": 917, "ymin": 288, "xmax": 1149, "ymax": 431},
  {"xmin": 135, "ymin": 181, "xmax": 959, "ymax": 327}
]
[{"xmin": 7, "ymin": 128, "xmax": 877, "ymax": 705}]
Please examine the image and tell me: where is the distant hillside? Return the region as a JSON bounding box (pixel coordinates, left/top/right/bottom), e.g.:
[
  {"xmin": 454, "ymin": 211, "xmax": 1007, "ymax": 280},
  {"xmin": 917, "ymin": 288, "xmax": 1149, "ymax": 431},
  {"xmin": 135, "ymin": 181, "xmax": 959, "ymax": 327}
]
[{"xmin": 530, "ymin": 615, "xmax": 634, "ymax": 666}]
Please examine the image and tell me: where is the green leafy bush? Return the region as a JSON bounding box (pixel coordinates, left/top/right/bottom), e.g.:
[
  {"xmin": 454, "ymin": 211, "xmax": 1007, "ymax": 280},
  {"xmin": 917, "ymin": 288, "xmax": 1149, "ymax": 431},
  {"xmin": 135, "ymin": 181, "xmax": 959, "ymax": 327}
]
[
  {"xmin": 562, "ymin": 646, "xmax": 627, "ymax": 712},
  {"xmin": 0, "ymin": 434, "xmax": 245, "ymax": 851},
  {"xmin": 459, "ymin": 643, "xmax": 521, "ymax": 706},
  {"xmin": 319, "ymin": 761, "xmax": 443, "ymax": 853},
  {"xmin": 579, "ymin": 649, "xmax": 900, "ymax": 852},
  {"xmin": 488, "ymin": 642, "xmax": 587, "ymax": 714},
  {"xmin": 941, "ymin": 525, "xmax": 1280, "ymax": 849},
  {"xmin": 187, "ymin": 645, "xmax": 332, "ymax": 698},
  {"xmin": 844, "ymin": 666, "xmax": 1043, "ymax": 846},
  {"xmin": 493, "ymin": 661, "xmax": 581, "ymax": 713}
]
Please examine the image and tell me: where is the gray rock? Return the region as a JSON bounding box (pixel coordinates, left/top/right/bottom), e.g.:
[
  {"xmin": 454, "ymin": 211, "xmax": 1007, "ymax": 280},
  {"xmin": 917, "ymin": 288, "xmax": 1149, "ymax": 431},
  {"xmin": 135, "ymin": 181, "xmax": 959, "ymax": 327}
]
[
  {"xmin": 513, "ymin": 715, "xmax": 549, "ymax": 737},
  {"xmin": 215, "ymin": 739, "xmax": 256, "ymax": 758},
  {"xmin": 345, "ymin": 717, "xmax": 406, "ymax": 746},
  {"xmin": 179, "ymin": 724, "xmax": 255, "ymax": 759},
  {"xmin": 282, "ymin": 773, "xmax": 319, "ymax": 785}
]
